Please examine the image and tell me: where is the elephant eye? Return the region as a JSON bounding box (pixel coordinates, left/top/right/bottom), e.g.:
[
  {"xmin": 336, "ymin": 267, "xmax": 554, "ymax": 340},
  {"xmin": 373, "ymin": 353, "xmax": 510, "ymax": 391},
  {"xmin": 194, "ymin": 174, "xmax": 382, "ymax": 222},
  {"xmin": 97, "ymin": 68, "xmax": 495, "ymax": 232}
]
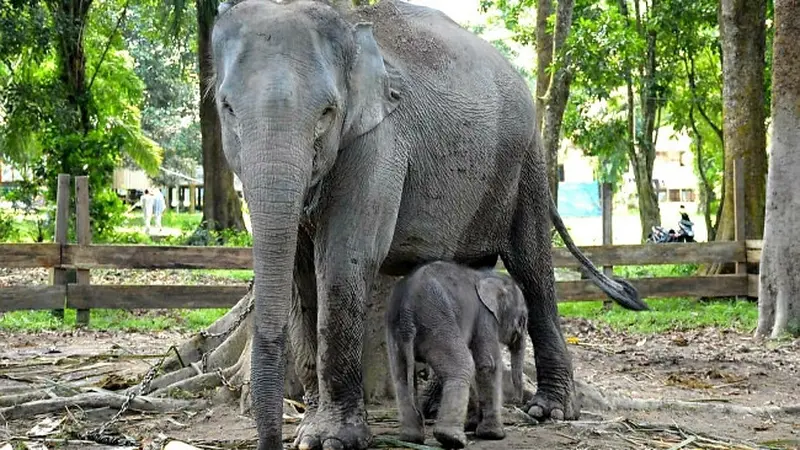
[
  {"xmin": 315, "ymin": 105, "xmax": 336, "ymax": 139},
  {"xmin": 221, "ymin": 99, "xmax": 235, "ymax": 117}
]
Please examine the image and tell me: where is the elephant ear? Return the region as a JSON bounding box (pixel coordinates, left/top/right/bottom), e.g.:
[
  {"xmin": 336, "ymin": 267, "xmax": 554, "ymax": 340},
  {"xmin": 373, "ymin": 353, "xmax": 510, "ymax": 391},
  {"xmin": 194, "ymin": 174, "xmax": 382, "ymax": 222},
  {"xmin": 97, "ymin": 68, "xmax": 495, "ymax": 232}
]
[
  {"xmin": 476, "ymin": 278, "xmax": 506, "ymax": 324},
  {"xmin": 341, "ymin": 22, "xmax": 404, "ymax": 147}
]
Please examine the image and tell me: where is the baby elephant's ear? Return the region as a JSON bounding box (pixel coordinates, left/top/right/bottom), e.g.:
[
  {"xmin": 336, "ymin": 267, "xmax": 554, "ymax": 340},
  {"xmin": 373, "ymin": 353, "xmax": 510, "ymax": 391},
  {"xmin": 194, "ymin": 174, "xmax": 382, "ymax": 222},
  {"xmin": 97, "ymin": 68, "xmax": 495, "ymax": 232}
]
[{"xmin": 476, "ymin": 278, "xmax": 505, "ymax": 323}]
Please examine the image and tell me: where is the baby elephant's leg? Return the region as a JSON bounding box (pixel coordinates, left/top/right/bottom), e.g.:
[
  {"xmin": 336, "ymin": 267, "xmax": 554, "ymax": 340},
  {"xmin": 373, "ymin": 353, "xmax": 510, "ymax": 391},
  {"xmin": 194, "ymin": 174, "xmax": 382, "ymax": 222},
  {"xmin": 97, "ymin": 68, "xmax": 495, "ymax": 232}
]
[
  {"xmin": 472, "ymin": 338, "xmax": 505, "ymax": 440},
  {"xmin": 387, "ymin": 335, "xmax": 425, "ymax": 443},
  {"xmin": 425, "ymin": 337, "xmax": 475, "ymax": 449}
]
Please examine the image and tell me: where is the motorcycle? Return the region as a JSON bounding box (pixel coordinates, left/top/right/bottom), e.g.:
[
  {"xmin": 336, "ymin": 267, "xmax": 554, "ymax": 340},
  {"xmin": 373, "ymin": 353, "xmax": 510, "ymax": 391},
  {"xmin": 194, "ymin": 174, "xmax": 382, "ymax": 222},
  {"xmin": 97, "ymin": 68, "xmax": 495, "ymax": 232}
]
[{"xmin": 646, "ymin": 211, "xmax": 696, "ymax": 243}]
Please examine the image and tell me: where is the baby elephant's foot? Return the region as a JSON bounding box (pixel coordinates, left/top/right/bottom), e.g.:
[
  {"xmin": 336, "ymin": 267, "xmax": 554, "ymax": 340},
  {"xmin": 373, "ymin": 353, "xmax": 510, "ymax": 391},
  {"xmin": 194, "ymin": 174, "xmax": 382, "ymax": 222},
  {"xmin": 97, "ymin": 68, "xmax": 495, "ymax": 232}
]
[
  {"xmin": 475, "ymin": 419, "xmax": 505, "ymax": 440},
  {"xmin": 398, "ymin": 427, "xmax": 425, "ymax": 444},
  {"xmin": 433, "ymin": 425, "xmax": 468, "ymax": 449}
]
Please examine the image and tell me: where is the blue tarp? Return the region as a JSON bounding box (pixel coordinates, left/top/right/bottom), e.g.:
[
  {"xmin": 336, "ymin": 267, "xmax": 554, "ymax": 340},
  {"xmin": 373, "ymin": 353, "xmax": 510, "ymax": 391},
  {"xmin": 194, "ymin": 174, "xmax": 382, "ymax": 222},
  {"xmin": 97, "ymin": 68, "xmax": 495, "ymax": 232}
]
[{"xmin": 557, "ymin": 181, "xmax": 601, "ymax": 218}]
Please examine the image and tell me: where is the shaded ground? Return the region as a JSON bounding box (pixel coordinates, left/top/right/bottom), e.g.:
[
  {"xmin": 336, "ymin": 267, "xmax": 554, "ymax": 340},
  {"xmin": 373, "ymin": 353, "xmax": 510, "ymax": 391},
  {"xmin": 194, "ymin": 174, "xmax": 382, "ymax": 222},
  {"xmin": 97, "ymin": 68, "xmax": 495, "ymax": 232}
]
[{"xmin": 1, "ymin": 318, "xmax": 797, "ymax": 450}]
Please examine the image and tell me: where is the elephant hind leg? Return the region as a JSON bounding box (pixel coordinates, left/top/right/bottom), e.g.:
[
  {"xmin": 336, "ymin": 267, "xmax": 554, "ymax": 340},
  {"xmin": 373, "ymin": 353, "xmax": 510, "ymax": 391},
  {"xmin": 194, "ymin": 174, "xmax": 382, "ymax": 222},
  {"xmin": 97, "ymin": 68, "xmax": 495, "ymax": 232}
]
[
  {"xmin": 500, "ymin": 157, "xmax": 577, "ymax": 422},
  {"xmin": 422, "ymin": 334, "xmax": 474, "ymax": 449},
  {"xmin": 387, "ymin": 332, "xmax": 425, "ymax": 443}
]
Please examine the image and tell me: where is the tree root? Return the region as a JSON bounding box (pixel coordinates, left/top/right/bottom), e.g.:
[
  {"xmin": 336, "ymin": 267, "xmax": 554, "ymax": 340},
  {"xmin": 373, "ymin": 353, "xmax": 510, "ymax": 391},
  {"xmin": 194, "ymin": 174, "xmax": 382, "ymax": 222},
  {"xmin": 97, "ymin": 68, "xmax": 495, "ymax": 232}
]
[
  {"xmin": 575, "ymin": 380, "xmax": 800, "ymax": 417},
  {"xmin": 0, "ymin": 391, "xmax": 201, "ymax": 421}
]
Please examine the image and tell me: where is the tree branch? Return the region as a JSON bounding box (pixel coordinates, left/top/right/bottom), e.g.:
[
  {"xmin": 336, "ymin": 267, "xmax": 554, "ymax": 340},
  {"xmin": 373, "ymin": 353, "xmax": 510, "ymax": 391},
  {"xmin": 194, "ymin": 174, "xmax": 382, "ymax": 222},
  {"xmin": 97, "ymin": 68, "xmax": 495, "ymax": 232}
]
[{"xmin": 86, "ymin": 0, "xmax": 130, "ymax": 94}]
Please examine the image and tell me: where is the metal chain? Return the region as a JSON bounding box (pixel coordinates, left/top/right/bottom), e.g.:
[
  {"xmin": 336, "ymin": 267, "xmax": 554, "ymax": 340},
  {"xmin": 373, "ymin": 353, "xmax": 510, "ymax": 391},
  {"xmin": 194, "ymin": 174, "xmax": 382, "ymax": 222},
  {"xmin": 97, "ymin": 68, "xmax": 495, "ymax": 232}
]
[
  {"xmin": 81, "ymin": 352, "xmax": 167, "ymax": 445},
  {"xmin": 199, "ymin": 279, "xmax": 255, "ymax": 340},
  {"xmin": 80, "ymin": 279, "xmax": 256, "ymax": 445}
]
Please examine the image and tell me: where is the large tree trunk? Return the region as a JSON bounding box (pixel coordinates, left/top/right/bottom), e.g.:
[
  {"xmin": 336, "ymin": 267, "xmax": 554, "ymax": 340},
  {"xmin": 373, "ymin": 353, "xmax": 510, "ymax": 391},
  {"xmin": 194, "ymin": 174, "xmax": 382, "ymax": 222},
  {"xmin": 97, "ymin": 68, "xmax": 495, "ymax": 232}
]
[
  {"xmin": 535, "ymin": 0, "xmax": 554, "ymax": 134},
  {"xmin": 540, "ymin": 0, "xmax": 575, "ymax": 206},
  {"xmin": 756, "ymin": 0, "xmax": 800, "ymax": 339},
  {"xmin": 49, "ymin": 0, "xmax": 93, "ymax": 135},
  {"xmin": 712, "ymin": 0, "xmax": 768, "ymax": 271},
  {"xmin": 197, "ymin": 0, "xmax": 245, "ymax": 232}
]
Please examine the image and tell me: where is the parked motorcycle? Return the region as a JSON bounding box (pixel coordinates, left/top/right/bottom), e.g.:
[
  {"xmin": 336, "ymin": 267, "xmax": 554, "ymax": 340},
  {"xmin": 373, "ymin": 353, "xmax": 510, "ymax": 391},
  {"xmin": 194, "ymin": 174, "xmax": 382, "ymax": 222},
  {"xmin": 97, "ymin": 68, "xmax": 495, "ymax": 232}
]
[{"xmin": 646, "ymin": 209, "xmax": 696, "ymax": 243}]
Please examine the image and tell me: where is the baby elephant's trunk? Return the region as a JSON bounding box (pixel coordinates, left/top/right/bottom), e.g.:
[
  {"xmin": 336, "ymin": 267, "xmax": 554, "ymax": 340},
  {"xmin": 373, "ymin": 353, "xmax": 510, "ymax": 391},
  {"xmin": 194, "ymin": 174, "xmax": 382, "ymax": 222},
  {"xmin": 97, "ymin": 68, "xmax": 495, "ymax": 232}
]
[{"xmin": 509, "ymin": 336, "xmax": 526, "ymax": 404}]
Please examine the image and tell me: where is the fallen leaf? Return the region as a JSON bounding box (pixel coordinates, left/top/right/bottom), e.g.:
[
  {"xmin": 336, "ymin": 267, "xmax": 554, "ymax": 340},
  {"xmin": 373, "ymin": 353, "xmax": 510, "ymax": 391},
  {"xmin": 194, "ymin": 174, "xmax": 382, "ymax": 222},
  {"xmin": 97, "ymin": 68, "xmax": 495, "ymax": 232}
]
[
  {"xmin": 163, "ymin": 440, "xmax": 201, "ymax": 450},
  {"xmin": 671, "ymin": 336, "xmax": 689, "ymax": 347},
  {"xmin": 27, "ymin": 416, "xmax": 64, "ymax": 437},
  {"xmin": 566, "ymin": 336, "xmax": 580, "ymax": 345},
  {"xmin": 22, "ymin": 442, "xmax": 48, "ymax": 450}
]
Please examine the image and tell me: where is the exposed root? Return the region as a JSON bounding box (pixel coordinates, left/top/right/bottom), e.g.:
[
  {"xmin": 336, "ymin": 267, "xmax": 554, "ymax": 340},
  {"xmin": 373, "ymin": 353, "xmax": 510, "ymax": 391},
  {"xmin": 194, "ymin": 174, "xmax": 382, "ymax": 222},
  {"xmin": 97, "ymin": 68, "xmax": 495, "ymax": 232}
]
[{"xmin": 0, "ymin": 391, "xmax": 201, "ymax": 421}]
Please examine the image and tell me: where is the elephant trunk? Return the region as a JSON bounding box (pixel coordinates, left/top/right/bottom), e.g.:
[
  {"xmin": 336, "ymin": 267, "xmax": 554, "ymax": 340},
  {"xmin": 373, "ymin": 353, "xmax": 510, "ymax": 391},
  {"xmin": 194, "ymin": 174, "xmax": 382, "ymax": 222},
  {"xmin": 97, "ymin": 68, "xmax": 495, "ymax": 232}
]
[
  {"xmin": 509, "ymin": 337, "xmax": 526, "ymax": 405},
  {"xmin": 242, "ymin": 132, "xmax": 312, "ymax": 447}
]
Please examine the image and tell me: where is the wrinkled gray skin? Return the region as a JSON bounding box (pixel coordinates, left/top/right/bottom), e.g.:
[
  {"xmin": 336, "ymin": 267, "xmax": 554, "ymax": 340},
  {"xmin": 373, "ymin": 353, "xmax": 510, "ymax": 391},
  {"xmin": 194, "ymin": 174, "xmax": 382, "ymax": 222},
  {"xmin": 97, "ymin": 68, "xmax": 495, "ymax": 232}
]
[
  {"xmin": 386, "ymin": 261, "xmax": 527, "ymax": 448},
  {"xmin": 210, "ymin": 1, "xmax": 647, "ymax": 449}
]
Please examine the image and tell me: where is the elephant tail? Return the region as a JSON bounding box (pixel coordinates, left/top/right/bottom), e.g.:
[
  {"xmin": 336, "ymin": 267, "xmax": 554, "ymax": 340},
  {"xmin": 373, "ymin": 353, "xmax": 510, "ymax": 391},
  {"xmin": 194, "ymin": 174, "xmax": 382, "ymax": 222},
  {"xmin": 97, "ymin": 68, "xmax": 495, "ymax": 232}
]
[{"xmin": 549, "ymin": 195, "xmax": 649, "ymax": 311}]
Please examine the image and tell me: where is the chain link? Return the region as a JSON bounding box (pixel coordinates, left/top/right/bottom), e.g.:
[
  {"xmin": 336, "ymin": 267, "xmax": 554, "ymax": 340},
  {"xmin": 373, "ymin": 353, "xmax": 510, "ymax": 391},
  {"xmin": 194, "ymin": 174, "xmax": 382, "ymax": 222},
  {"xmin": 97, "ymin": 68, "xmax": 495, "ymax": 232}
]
[
  {"xmin": 80, "ymin": 279, "xmax": 255, "ymax": 445},
  {"xmin": 199, "ymin": 279, "xmax": 254, "ymax": 340},
  {"xmin": 80, "ymin": 352, "xmax": 167, "ymax": 445}
]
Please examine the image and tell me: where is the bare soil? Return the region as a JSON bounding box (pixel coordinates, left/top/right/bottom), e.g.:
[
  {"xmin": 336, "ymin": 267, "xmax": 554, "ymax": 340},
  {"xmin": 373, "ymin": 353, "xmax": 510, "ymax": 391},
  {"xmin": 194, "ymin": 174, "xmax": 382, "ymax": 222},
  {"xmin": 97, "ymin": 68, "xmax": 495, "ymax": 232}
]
[{"xmin": 1, "ymin": 318, "xmax": 798, "ymax": 450}]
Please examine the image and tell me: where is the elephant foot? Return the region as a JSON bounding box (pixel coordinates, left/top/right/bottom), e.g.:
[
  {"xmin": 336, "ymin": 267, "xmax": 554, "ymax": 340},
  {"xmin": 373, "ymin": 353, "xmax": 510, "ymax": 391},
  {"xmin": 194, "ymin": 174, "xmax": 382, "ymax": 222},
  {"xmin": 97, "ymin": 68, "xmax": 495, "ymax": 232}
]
[
  {"xmin": 524, "ymin": 387, "xmax": 579, "ymax": 422},
  {"xmin": 293, "ymin": 406, "xmax": 371, "ymax": 450},
  {"xmin": 398, "ymin": 429, "xmax": 425, "ymax": 444},
  {"xmin": 464, "ymin": 407, "xmax": 480, "ymax": 432},
  {"xmin": 433, "ymin": 425, "xmax": 467, "ymax": 449},
  {"xmin": 475, "ymin": 419, "xmax": 505, "ymax": 440}
]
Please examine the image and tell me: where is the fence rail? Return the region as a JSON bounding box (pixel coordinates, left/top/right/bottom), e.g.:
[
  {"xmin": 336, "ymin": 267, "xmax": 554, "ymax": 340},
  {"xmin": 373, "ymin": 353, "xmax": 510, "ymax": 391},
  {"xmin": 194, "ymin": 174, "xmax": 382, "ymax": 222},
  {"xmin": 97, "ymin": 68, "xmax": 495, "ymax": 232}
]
[
  {"xmin": 0, "ymin": 239, "xmax": 765, "ymax": 313},
  {"xmin": 0, "ymin": 160, "xmax": 764, "ymax": 322}
]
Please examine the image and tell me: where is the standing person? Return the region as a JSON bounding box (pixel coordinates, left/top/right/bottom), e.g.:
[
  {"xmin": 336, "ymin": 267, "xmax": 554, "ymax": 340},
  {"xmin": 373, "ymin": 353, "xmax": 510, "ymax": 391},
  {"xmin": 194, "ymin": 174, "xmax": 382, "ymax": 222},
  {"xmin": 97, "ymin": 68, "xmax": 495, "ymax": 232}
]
[
  {"xmin": 153, "ymin": 187, "xmax": 166, "ymax": 232},
  {"xmin": 141, "ymin": 189, "xmax": 154, "ymax": 234}
]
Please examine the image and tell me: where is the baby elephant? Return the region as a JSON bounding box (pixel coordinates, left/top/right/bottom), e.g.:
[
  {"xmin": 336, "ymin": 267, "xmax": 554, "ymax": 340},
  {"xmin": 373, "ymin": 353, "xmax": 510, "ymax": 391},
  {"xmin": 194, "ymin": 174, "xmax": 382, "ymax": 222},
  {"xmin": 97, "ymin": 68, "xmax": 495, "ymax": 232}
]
[{"xmin": 386, "ymin": 261, "xmax": 528, "ymax": 448}]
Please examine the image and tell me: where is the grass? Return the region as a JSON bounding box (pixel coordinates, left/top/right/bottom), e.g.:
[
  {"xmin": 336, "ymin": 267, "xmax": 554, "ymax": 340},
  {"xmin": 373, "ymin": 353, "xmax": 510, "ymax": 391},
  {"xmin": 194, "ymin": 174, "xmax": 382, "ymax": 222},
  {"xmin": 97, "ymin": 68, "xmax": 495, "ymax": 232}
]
[
  {"xmin": 558, "ymin": 297, "xmax": 758, "ymax": 334},
  {"xmin": 0, "ymin": 308, "xmax": 228, "ymax": 332},
  {"xmin": 195, "ymin": 269, "xmax": 254, "ymax": 282},
  {"xmin": 120, "ymin": 210, "xmax": 203, "ymax": 231}
]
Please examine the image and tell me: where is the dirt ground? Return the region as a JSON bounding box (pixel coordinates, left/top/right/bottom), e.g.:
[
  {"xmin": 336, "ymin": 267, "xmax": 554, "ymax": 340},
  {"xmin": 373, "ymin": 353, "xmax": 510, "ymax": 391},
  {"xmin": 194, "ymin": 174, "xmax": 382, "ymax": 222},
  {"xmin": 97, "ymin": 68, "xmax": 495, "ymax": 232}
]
[{"xmin": 0, "ymin": 318, "xmax": 798, "ymax": 450}]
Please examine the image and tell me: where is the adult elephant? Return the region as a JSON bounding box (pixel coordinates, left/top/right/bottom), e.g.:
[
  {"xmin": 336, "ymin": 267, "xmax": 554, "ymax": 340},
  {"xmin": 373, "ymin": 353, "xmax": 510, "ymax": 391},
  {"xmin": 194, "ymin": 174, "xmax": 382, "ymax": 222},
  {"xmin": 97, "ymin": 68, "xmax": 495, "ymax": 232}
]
[{"xmin": 210, "ymin": 1, "xmax": 647, "ymax": 449}]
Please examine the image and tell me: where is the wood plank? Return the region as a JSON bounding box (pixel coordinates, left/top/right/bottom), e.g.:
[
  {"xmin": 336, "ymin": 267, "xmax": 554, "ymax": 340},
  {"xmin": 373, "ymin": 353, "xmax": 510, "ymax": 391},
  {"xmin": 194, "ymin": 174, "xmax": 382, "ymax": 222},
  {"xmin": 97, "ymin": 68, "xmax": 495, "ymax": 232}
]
[
  {"xmin": 0, "ymin": 244, "xmax": 61, "ymax": 268},
  {"xmin": 66, "ymin": 285, "xmax": 248, "ymax": 309},
  {"xmin": 62, "ymin": 245, "xmax": 254, "ymax": 270},
  {"xmin": 0, "ymin": 286, "xmax": 66, "ymax": 311},
  {"xmin": 746, "ymin": 249, "xmax": 762, "ymax": 264},
  {"xmin": 733, "ymin": 158, "xmax": 747, "ymax": 276},
  {"xmin": 551, "ymin": 241, "xmax": 744, "ymax": 268},
  {"xmin": 555, "ymin": 275, "xmax": 748, "ymax": 302},
  {"xmin": 745, "ymin": 239, "xmax": 763, "ymax": 250},
  {"xmin": 74, "ymin": 176, "xmax": 91, "ymax": 326},
  {"xmin": 748, "ymin": 274, "xmax": 760, "ymax": 298},
  {"xmin": 50, "ymin": 174, "xmax": 71, "ymax": 319}
]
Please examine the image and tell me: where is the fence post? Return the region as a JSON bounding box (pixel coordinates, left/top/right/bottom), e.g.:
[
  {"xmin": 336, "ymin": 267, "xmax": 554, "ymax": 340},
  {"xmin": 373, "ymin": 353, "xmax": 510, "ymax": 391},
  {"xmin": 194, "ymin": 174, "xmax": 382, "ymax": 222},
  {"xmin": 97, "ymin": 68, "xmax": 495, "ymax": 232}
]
[
  {"xmin": 601, "ymin": 182, "xmax": 613, "ymax": 310},
  {"xmin": 49, "ymin": 174, "xmax": 71, "ymax": 320},
  {"xmin": 74, "ymin": 176, "xmax": 91, "ymax": 326},
  {"xmin": 733, "ymin": 157, "xmax": 747, "ymax": 299},
  {"xmin": 189, "ymin": 182, "xmax": 196, "ymax": 214}
]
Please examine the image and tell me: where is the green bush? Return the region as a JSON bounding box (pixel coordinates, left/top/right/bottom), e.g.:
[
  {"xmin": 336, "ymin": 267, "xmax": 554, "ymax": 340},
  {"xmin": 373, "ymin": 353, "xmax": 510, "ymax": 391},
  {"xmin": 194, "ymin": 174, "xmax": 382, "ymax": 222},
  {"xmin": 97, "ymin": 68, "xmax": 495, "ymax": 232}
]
[{"xmin": 0, "ymin": 210, "xmax": 18, "ymax": 242}]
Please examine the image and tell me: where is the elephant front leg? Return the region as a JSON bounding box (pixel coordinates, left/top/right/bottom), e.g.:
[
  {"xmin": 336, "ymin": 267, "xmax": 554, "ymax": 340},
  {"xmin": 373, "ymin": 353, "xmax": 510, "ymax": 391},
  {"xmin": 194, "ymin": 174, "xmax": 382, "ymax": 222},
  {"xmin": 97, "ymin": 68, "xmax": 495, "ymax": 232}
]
[
  {"xmin": 293, "ymin": 262, "xmax": 373, "ymax": 450},
  {"xmin": 472, "ymin": 342, "xmax": 505, "ymax": 440},
  {"xmin": 290, "ymin": 230, "xmax": 320, "ymax": 441}
]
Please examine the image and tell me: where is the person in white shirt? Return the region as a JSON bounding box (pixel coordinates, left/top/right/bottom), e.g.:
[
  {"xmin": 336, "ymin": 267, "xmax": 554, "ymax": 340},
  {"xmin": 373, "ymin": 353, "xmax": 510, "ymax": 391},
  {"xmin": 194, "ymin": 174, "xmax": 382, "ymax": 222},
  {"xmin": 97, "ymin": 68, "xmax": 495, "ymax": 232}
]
[
  {"xmin": 141, "ymin": 189, "xmax": 155, "ymax": 234},
  {"xmin": 153, "ymin": 188, "xmax": 166, "ymax": 232}
]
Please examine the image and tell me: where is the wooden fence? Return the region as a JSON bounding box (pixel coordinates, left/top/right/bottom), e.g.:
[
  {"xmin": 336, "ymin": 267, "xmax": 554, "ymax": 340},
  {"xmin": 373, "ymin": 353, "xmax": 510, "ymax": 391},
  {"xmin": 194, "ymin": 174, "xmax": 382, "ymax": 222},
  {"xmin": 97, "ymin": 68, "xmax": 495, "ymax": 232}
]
[{"xmin": 0, "ymin": 160, "xmax": 763, "ymax": 325}]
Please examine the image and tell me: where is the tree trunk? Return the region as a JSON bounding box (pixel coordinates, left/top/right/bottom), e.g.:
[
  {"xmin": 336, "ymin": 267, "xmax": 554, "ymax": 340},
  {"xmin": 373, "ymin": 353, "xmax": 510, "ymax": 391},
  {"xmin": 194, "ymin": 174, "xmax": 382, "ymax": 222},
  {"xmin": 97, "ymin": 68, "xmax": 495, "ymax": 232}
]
[
  {"xmin": 49, "ymin": 0, "xmax": 93, "ymax": 135},
  {"xmin": 540, "ymin": 0, "xmax": 575, "ymax": 206},
  {"xmin": 756, "ymin": 0, "xmax": 800, "ymax": 339},
  {"xmin": 633, "ymin": 8, "xmax": 662, "ymax": 243},
  {"xmin": 535, "ymin": 0, "xmax": 554, "ymax": 133},
  {"xmin": 197, "ymin": 0, "xmax": 245, "ymax": 232},
  {"xmin": 714, "ymin": 0, "xmax": 768, "ymax": 258}
]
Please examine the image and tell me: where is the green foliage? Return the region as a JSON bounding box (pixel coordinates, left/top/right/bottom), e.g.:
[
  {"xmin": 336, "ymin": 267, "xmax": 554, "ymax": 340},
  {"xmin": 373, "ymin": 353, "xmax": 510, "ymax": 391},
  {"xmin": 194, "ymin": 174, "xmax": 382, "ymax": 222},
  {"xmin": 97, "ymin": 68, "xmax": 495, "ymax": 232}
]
[
  {"xmin": 0, "ymin": 0, "xmax": 164, "ymax": 237},
  {"xmin": 0, "ymin": 209, "xmax": 18, "ymax": 242}
]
